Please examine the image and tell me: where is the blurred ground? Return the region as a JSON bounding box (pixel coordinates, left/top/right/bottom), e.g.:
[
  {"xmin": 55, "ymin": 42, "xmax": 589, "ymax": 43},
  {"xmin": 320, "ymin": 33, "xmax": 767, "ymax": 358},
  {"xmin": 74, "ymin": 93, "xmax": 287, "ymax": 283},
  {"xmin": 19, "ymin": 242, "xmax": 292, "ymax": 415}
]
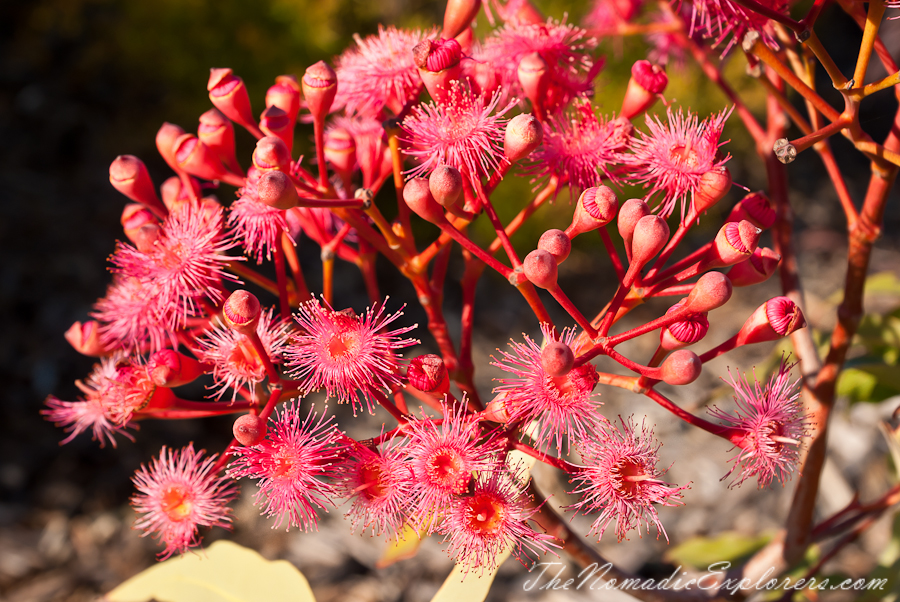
[{"xmin": 2, "ymin": 1, "xmax": 900, "ymax": 601}]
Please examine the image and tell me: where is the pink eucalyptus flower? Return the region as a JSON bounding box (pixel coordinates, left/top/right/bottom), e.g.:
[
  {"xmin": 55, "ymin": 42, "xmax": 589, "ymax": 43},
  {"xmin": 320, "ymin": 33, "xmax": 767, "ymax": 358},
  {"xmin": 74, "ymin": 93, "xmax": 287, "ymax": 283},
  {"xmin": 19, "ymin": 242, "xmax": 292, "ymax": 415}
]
[
  {"xmin": 228, "ymin": 190, "xmax": 292, "ymax": 264},
  {"xmin": 690, "ymin": 0, "xmax": 787, "ymax": 54},
  {"xmin": 568, "ymin": 416, "xmax": 688, "ymax": 541},
  {"xmin": 93, "ymin": 275, "xmax": 173, "ymax": 352},
  {"xmin": 131, "ymin": 444, "xmax": 237, "ymax": 559},
  {"xmin": 708, "ymin": 357, "xmax": 810, "ymax": 488},
  {"xmin": 229, "ymin": 402, "xmax": 341, "ymax": 530}
]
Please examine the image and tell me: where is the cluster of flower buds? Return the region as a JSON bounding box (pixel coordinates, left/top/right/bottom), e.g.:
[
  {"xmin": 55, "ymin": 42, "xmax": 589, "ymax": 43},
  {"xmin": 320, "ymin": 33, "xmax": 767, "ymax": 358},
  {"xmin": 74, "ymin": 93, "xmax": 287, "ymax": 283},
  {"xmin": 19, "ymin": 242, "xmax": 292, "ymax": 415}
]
[{"xmin": 47, "ymin": 0, "xmax": 815, "ymax": 574}]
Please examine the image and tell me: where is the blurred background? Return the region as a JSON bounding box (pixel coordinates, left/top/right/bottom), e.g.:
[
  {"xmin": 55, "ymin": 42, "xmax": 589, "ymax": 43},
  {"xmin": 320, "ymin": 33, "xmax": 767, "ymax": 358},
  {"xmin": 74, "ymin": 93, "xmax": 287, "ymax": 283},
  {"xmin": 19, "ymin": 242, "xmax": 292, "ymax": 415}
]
[{"xmin": 2, "ymin": 0, "xmax": 900, "ymax": 600}]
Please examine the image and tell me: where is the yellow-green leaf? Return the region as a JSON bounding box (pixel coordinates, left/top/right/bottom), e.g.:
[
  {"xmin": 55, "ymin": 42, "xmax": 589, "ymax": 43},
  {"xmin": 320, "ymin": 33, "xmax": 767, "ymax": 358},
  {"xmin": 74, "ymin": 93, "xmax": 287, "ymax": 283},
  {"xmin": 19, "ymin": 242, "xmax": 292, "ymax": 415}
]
[
  {"xmin": 104, "ymin": 540, "xmax": 316, "ymax": 602},
  {"xmin": 665, "ymin": 531, "xmax": 772, "ymax": 570}
]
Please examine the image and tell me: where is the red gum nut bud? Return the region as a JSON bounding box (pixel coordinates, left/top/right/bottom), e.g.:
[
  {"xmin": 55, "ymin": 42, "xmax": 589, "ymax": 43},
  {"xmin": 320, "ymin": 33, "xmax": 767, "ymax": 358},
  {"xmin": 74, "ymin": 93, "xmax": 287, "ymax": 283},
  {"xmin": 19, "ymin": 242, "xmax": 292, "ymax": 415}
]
[
  {"xmin": 109, "ymin": 155, "xmax": 167, "ymax": 218},
  {"xmin": 504, "ymin": 113, "xmax": 543, "ymax": 162},
  {"xmin": 685, "ymin": 271, "xmax": 733, "ymax": 313},
  {"xmin": 223, "ymin": 290, "xmax": 262, "ymax": 335},
  {"xmin": 413, "ymin": 39, "xmax": 463, "ymax": 103},
  {"xmin": 617, "ymin": 198, "xmax": 651, "ymax": 257},
  {"xmin": 621, "ymin": 60, "xmax": 668, "ymax": 120},
  {"xmin": 260, "ymin": 105, "xmax": 293, "ymax": 153},
  {"xmin": 173, "ymin": 133, "xmax": 230, "ymax": 182},
  {"xmin": 706, "ymin": 220, "xmax": 761, "ymax": 267},
  {"xmin": 252, "ymin": 136, "xmax": 292, "ymax": 172},
  {"xmin": 482, "ymin": 392, "xmax": 512, "ymax": 423},
  {"xmin": 443, "ymin": 0, "xmax": 482, "ymax": 39},
  {"xmin": 156, "ymin": 122, "xmax": 186, "ymax": 173},
  {"xmin": 660, "ymin": 302, "xmax": 710, "ymax": 350},
  {"xmin": 121, "ymin": 204, "xmax": 156, "ymax": 242},
  {"xmin": 257, "ymin": 170, "xmax": 299, "ymax": 211},
  {"xmin": 208, "ymin": 68, "xmax": 260, "ymax": 137},
  {"xmin": 403, "ymin": 178, "xmax": 446, "ymax": 224},
  {"xmin": 727, "ymin": 191, "xmax": 776, "ymax": 230},
  {"xmin": 541, "ymin": 341, "xmax": 575, "ymax": 377},
  {"xmin": 538, "ymin": 229, "xmax": 571, "ymax": 264},
  {"xmin": 64, "ymin": 320, "xmax": 108, "ymax": 356},
  {"xmin": 429, "ymin": 165, "xmax": 464, "ymax": 208},
  {"xmin": 133, "ymin": 224, "xmax": 161, "ymax": 253},
  {"xmin": 407, "ymin": 354, "xmax": 450, "ymax": 394},
  {"xmin": 659, "ymin": 350, "xmax": 702, "ymax": 385},
  {"xmin": 266, "ymin": 75, "xmax": 301, "ymax": 124},
  {"xmin": 566, "ymin": 186, "xmax": 618, "ymax": 239},
  {"xmin": 736, "ymin": 296, "xmax": 806, "ymax": 345},
  {"xmin": 630, "ymin": 215, "xmax": 669, "ymax": 270},
  {"xmin": 233, "ymin": 414, "xmax": 267, "ymax": 446},
  {"xmin": 325, "ymin": 128, "xmax": 356, "ymax": 182},
  {"xmin": 517, "ymin": 52, "xmax": 550, "ymax": 111},
  {"xmin": 148, "ymin": 349, "xmax": 206, "ymax": 387},
  {"xmin": 692, "ymin": 167, "xmax": 732, "ymax": 216},
  {"xmin": 160, "ymin": 176, "xmax": 182, "ymax": 211},
  {"xmin": 727, "ymin": 247, "xmax": 781, "ymax": 287},
  {"xmin": 302, "ymin": 61, "xmax": 337, "ymax": 120},
  {"xmin": 198, "ymin": 108, "xmax": 243, "ymax": 177},
  {"xmin": 523, "ymin": 249, "xmax": 558, "ymax": 289}
]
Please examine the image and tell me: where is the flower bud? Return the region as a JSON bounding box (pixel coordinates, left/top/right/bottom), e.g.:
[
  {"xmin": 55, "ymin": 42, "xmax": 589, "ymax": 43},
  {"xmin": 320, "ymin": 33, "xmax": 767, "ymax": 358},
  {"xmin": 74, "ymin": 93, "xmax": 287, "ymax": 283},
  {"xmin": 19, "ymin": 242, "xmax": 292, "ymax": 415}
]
[
  {"xmin": 173, "ymin": 133, "xmax": 231, "ymax": 182},
  {"xmin": 302, "ymin": 61, "xmax": 337, "ymax": 121},
  {"xmin": 684, "ymin": 271, "xmax": 733, "ymax": 313},
  {"xmin": 630, "ymin": 215, "xmax": 669, "ymax": 269},
  {"xmin": 156, "ymin": 122, "xmax": 186, "ymax": 173},
  {"xmin": 233, "ymin": 414, "xmax": 267, "ymax": 446},
  {"xmin": 482, "ymin": 391, "xmax": 513, "ymax": 423},
  {"xmin": 541, "ymin": 341, "xmax": 574, "ymax": 377},
  {"xmin": 64, "ymin": 320, "xmax": 109, "ymax": 356},
  {"xmin": 727, "ymin": 191, "xmax": 776, "ymax": 230},
  {"xmin": 413, "ymin": 38, "xmax": 463, "ymax": 103},
  {"xmin": 471, "ymin": 60, "xmax": 501, "ymax": 97},
  {"xmin": 266, "ymin": 75, "xmax": 301, "ymax": 126},
  {"xmin": 621, "ymin": 60, "xmax": 668, "ymax": 119},
  {"xmin": 109, "ymin": 155, "xmax": 167, "ymax": 218},
  {"xmin": 403, "ymin": 177, "xmax": 446, "ymax": 224},
  {"xmin": 692, "ymin": 167, "xmax": 732, "ymax": 216},
  {"xmin": 324, "ymin": 127, "xmax": 356, "ymax": 184},
  {"xmin": 504, "ymin": 113, "xmax": 543, "ymax": 162},
  {"xmin": 517, "ymin": 52, "xmax": 550, "ymax": 114},
  {"xmin": 260, "ymin": 105, "xmax": 293, "ymax": 153},
  {"xmin": 121, "ymin": 203, "xmax": 157, "ymax": 243},
  {"xmin": 617, "ymin": 198, "xmax": 651, "ymax": 257},
  {"xmin": 727, "ymin": 247, "xmax": 781, "ymax": 287},
  {"xmin": 523, "ymin": 249, "xmax": 558, "ymax": 289},
  {"xmin": 252, "ymin": 136, "xmax": 292, "ymax": 172},
  {"xmin": 257, "ymin": 170, "xmax": 299, "ymax": 210},
  {"xmin": 148, "ymin": 349, "xmax": 207, "ymax": 387},
  {"xmin": 566, "ymin": 186, "xmax": 618, "ymax": 238},
  {"xmin": 198, "ymin": 108, "xmax": 243, "ymax": 176},
  {"xmin": 443, "ymin": 0, "xmax": 482, "ymax": 39},
  {"xmin": 705, "ymin": 220, "xmax": 761, "ymax": 268},
  {"xmin": 538, "ymin": 229, "xmax": 571, "ymax": 264},
  {"xmin": 407, "ymin": 354, "xmax": 450, "ymax": 394},
  {"xmin": 736, "ymin": 296, "xmax": 806, "ymax": 345},
  {"xmin": 223, "ymin": 290, "xmax": 262, "ymax": 335},
  {"xmin": 429, "ymin": 165, "xmax": 463, "ymax": 208},
  {"xmin": 133, "ymin": 224, "xmax": 161, "ymax": 253},
  {"xmin": 208, "ymin": 68, "xmax": 261, "ymax": 137},
  {"xmin": 660, "ymin": 301, "xmax": 710, "ymax": 350},
  {"xmin": 659, "ymin": 349, "xmax": 702, "ymax": 385}
]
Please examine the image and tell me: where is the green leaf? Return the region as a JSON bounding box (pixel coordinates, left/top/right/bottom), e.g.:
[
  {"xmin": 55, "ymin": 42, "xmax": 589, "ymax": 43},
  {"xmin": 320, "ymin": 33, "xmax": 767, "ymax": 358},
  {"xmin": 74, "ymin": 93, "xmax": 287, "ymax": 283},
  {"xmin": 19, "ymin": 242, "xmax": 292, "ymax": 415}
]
[
  {"xmin": 664, "ymin": 531, "xmax": 772, "ymax": 570},
  {"xmin": 103, "ymin": 540, "xmax": 316, "ymax": 602},
  {"xmin": 837, "ymin": 365, "xmax": 900, "ymax": 403}
]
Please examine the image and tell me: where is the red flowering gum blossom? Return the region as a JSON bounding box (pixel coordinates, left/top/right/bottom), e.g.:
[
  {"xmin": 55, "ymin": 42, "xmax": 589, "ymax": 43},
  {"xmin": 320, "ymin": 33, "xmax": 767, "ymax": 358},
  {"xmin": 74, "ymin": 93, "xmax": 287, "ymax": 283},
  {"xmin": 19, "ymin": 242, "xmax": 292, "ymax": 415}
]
[
  {"xmin": 693, "ymin": 167, "xmax": 732, "ymax": 216},
  {"xmin": 728, "ymin": 247, "xmax": 781, "ymax": 287},
  {"xmin": 659, "ymin": 349, "xmax": 702, "ymax": 385},
  {"xmin": 173, "ymin": 133, "xmax": 234, "ymax": 183},
  {"xmin": 523, "ymin": 249, "xmax": 558, "ymax": 289},
  {"xmin": 109, "ymin": 155, "xmax": 167, "ymax": 219},
  {"xmin": 302, "ymin": 61, "xmax": 338, "ymax": 121},
  {"xmin": 407, "ymin": 354, "xmax": 450, "ymax": 394},
  {"xmin": 260, "ymin": 105, "xmax": 293, "ymax": 153},
  {"xmin": 517, "ymin": 52, "xmax": 550, "ymax": 114},
  {"xmin": 198, "ymin": 108, "xmax": 243, "ymax": 177},
  {"xmin": 705, "ymin": 220, "xmax": 762, "ymax": 268},
  {"xmin": 443, "ymin": 0, "xmax": 481, "ymax": 39},
  {"xmin": 621, "ymin": 60, "xmax": 668, "ymax": 120},
  {"xmin": 148, "ymin": 349, "xmax": 207, "ymax": 387},
  {"xmin": 727, "ymin": 191, "xmax": 776, "ymax": 230},
  {"xmin": 538, "ymin": 229, "xmax": 571, "ymax": 264},
  {"xmin": 266, "ymin": 75, "xmax": 301, "ymax": 127},
  {"xmin": 566, "ymin": 186, "xmax": 618, "ymax": 239},
  {"xmin": 64, "ymin": 320, "xmax": 110, "ymax": 356},
  {"xmin": 617, "ymin": 198, "xmax": 651, "ymax": 257},
  {"xmin": 413, "ymin": 38, "xmax": 463, "ymax": 104},
  {"xmin": 429, "ymin": 165, "xmax": 464, "ymax": 208},
  {"xmin": 541, "ymin": 341, "xmax": 575, "ymax": 377},
  {"xmin": 736, "ymin": 297, "xmax": 806, "ymax": 345},
  {"xmin": 403, "ymin": 178, "xmax": 446, "ymax": 224},
  {"xmin": 324, "ymin": 127, "xmax": 356, "ymax": 184},
  {"xmin": 504, "ymin": 113, "xmax": 543, "ymax": 163},
  {"xmin": 630, "ymin": 215, "xmax": 669, "ymax": 270},
  {"xmin": 252, "ymin": 136, "xmax": 292, "ymax": 173},
  {"xmin": 660, "ymin": 301, "xmax": 710, "ymax": 351},
  {"xmin": 208, "ymin": 68, "xmax": 261, "ymax": 137},
  {"xmin": 685, "ymin": 271, "xmax": 733, "ymax": 313},
  {"xmin": 156, "ymin": 122, "xmax": 186, "ymax": 174},
  {"xmin": 257, "ymin": 170, "xmax": 299, "ymax": 211},
  {"xmin": 233, "ymin": 414, "xmax": 267, "ymax": 446},
  {"xmin": 223, "ymin": 290, "xmax": 262, "ymax": 335}
]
